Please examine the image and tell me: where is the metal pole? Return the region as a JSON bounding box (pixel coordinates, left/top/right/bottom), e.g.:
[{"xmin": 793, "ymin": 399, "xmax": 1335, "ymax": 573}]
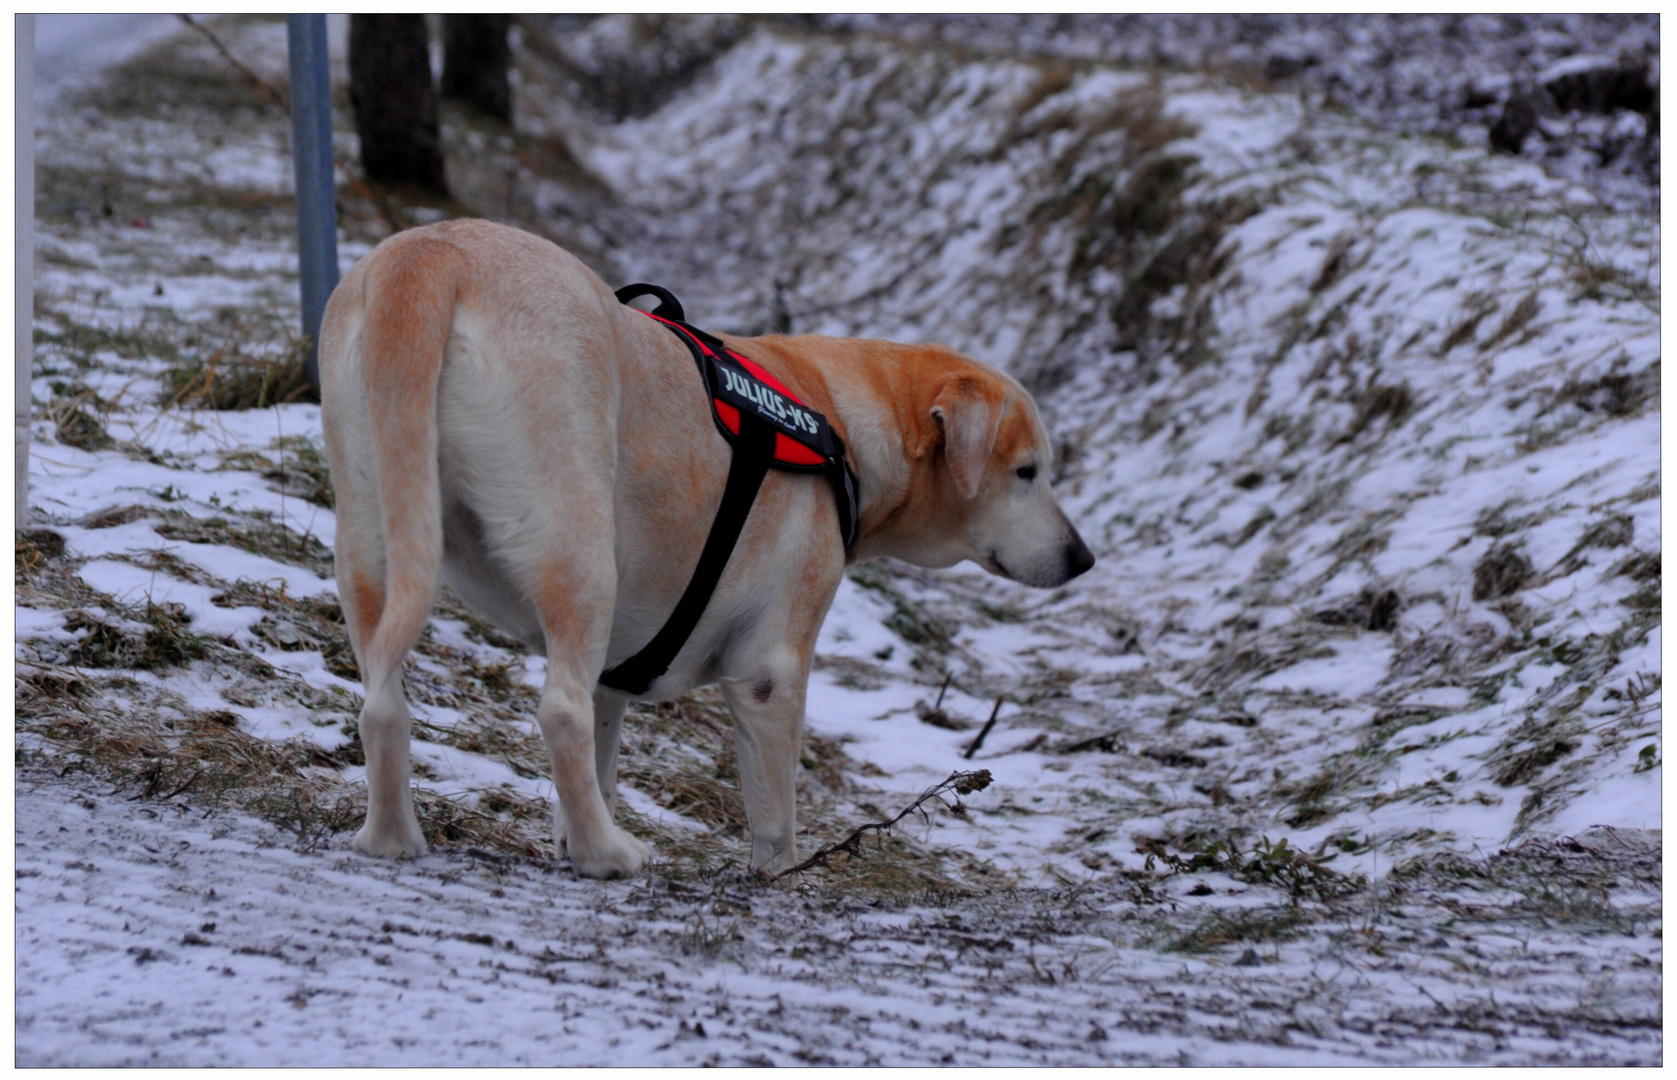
[
  {"xmin": 287, "ymin": 13, "xmax": 338, "ymax": 388},
  {"xmin": 16, "ymin": 14, "xmax": 34, "ymax": 530}
]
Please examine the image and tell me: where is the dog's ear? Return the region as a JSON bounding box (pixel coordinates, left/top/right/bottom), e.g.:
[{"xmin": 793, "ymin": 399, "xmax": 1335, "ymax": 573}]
[{"xmin": 929, "ymin": 376, "xmax": 1002, "ymax": 500}]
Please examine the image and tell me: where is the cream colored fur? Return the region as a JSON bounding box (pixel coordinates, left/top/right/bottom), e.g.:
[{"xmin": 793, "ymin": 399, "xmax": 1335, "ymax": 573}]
[{"xmin": 319, "ymin": 219, "xmax": 1093, "ymax": 878}]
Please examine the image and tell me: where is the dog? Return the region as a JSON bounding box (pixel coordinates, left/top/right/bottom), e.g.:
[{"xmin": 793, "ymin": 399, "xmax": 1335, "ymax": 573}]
[{"xmin": 318, "ymin": 219, "xmax": 1094, "ymax": 877}]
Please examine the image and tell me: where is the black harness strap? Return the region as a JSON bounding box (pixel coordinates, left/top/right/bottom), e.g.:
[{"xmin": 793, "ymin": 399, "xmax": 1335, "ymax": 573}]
[
  {"xmin": 599, "ymin": 413, "xmax": 775, "ymax": 694},
  {"xmin": 599, "ymin": 284, "xmax": 859, "ymax": 696}
]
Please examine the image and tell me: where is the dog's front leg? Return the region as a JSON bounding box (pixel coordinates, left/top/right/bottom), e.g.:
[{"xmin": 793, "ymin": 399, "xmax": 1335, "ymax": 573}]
[{"xmin": 721, "ymin": 656, "xmax": 808, "ymax": 876}]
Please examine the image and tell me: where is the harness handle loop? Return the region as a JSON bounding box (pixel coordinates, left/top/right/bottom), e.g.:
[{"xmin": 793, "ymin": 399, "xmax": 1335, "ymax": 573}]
[{"xmin": 614, "ymin": 283, "xmax": 685, "ymax": 323}]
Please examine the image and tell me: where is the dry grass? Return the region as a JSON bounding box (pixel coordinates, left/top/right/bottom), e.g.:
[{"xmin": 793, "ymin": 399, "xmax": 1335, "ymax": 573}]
[
  {"xmin": 1473, "ymin": 543, "xmax": 1533, "ymax": 601},
  {"xmin": 1343, "ymin": 380, "xmax": 1415, "ymax": 440},
  {"xmin": 17, "ymin": 669, "xmax": 362, "ymax": 850},
  {"xmin": 17, "ymin": 664, "xmax": 562, "ymax": 858},
  {"xmin": 160, "ymin": 341, "xmax": 317, "ymax": 410},
  {"xmin": 214, "ymin": 436, "xmax": 335, "ymax": 509},
  {"xmin": 42, "ymin": 383, "xmax": 114, "ymax": 451},
  {"xmin": 18, "ymin": 517, "xmax": 982, "ymax": 896},
  {"xmin": 16, "ymin": 530, "xmax": 67, "ymax": 584},
  {"xmin": 1163, "ymin": 905, "xmax": 1308, "ymax": 953},
  {"xmin": 152, "ymin": 509, "xmax": 334, "ymax": 576},
  {"xmin": 614, "ymin": 690, "xmax": 984, "ymax": 897}
]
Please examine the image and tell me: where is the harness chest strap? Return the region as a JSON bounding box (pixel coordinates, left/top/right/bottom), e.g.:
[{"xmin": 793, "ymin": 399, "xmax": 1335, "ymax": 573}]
[{"xmin": 598, "ymin": 284, "xmax": 860, "ymax": 695}]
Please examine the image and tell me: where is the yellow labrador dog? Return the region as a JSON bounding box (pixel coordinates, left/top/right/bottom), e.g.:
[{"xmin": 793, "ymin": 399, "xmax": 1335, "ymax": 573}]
[{"xmin": 319, "ymin": 219, "xmax": 1093, "ymax": 877}]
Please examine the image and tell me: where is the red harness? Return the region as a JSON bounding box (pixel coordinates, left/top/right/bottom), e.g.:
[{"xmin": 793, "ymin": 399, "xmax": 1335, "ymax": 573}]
[
  {"xmin": 599, "ymin": 284, "xmax": 859, "ymax": 695},
  {"xmin": 645, "ymin": 312, "xmax": 830, "ymax": 467}
]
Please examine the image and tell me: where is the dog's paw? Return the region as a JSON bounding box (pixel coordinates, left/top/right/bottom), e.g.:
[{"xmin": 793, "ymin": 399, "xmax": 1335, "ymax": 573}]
[
  {"xmin": 352, "ymin": 822, "xmax": 428, "ymax": 860},
  {"xmin": 568, "ymin": 826, "xmax": 651, "ymax": 879},
  {"xmin": 750, "ymin": 851, "xmax": 797, "ymax": 878},
  {"xmin": 749, "ymin": 833, "xmax": 797, "ymax": 877}
]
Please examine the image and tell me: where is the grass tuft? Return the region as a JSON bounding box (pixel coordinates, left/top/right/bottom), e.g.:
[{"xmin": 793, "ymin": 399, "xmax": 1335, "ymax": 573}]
[
  {"xmin": 1164, "ymin": 906, "xmax": 1308, "ymax": 954},
  {"xmin": 16, "ymin": 530, "xmax": 67, "ymax": 583},
  {"xmin": 160, "ymin": 340, "xmax": 317, "ymax": 410},
  {"xmin": 1494, "ymin": 737, "xmax": 1580, "ymax": 788},
  {"xmin": 1139, "ymin": 831, "xmax": 1363, "ymax": 903},
  {"xmin": 1344, "ymin": 380, "xmax": 1415, "ymax": 440},
  {"xmin": 63, "ymin": 604, "xmax": 210, "ymax": 672},
  {"xmin": 1473, "ymin": 543, "xmax": 1533, "ymax": 601},
  {"xmin": 44, "ymin": 383, "xmax": 114, "ymax": 451}
]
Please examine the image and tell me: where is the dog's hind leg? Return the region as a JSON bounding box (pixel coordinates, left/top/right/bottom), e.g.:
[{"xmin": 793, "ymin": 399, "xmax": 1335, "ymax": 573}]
[
  {"xmin": 529, "ymin": 556, "xmax": 650, "ymax": 879},
  {"xmin": 591, "ymin": 687, "xmax": 629, "ymax": 819},
  {"xmin": 334, "ymin": 486, "xmax": 430, "ymax": 860},
  {"xmin": 551, "ymin": 688, "xmax": 630, "ymax": 855},
  {"xmin": 324, "ymin": 234, "xmax": 463, "ymax": 860},
  {"xmin": 327, "ymin": 395, "xmax": 427, "ymax": 859},
  {"xmin": 354, "ymin": 665, "xmax": 429, "ymax": 858}
]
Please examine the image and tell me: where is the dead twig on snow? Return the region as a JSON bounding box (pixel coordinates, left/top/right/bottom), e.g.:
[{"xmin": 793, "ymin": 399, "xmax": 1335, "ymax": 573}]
[
  {"xmin": 963, "ymin": 697, "xmax": 1005, "ymax": 759},
  {"xmin": 777, "ymin": 769, "xmax": 992, "ymax": 878}
]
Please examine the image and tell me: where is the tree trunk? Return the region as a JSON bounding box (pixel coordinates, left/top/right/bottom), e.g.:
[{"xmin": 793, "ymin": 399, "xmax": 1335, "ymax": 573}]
[
  {"xmin": 441, "ymin": 14, "xmax": 512, "ymax": 122},
  {"xmin": 348, "ymin": 14, "xmax": 446, "ymax": 195}
]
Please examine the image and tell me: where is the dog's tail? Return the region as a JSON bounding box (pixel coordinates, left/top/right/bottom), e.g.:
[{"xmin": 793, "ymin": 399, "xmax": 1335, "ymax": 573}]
[{"xmin": 356, "ymin": 235, "xmax": 466, "ymax": 706}]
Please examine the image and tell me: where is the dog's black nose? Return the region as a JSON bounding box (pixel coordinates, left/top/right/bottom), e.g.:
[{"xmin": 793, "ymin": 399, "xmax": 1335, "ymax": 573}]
[{"xmin": 1064, "ymin": 533, "xmax": 1096, "ymax": 580}]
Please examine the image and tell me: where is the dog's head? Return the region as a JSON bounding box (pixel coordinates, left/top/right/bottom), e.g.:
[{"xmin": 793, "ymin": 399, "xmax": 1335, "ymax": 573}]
[
  {"xmin": 837, "ymin": 348, "xmax": 1093, "ymax": 588},
  {"xmin": 752, "ymin": 334, "xmax": 1094, "ymax": 587},
  {"xmin": 920, "ymin": 369, "xmax": 1095, "ymax": 588}
]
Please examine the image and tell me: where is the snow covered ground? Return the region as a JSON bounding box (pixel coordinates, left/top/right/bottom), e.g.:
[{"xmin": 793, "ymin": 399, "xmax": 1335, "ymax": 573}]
[
  {"xmin": 16, "ymin": 15, "xmax": 1662, "ymax": 1065},
  {"xmin": 15, "ymin": 765, "xmax": 1661, "ymax": 1066}
]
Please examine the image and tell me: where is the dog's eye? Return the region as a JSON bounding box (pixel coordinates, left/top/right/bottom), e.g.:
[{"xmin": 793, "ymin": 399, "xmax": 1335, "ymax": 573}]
[{"xmin": 1015, "ymin": 465, "xmax": 1037, "ymax": 482}]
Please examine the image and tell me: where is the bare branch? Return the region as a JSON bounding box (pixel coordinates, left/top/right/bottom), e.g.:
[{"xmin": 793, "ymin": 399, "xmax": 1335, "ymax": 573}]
[
  {"xmin": 776, "ymin": 769, "xmax": 992, "ymax": 878},
  {"xmin": 962, "ymin": 697, "xmax": 1004, "ymax": 759},
  {"xmin": 177, "ymin": 14, "xmax": 288, "ymax": 110},
  {"xmin": 176, "ymin": 14, "xmax": 407, "ymax": 235}
]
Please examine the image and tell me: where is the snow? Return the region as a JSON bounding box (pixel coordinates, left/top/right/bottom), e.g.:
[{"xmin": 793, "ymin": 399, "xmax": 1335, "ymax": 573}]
[
  {"xmin": 15, "ymin": 768, "xmax": 1661, "ymax": 1066},
  {"xmin": 15, "ymin": 14, "xmax": 1662, "ymax": 1067},
  {"xmin": 33, "ymin": 13, "xmax": 186, "ymax": 105}
]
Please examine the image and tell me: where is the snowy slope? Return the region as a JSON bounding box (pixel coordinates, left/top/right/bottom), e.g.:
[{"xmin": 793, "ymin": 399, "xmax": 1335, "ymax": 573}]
[{"xmin": 524, "ymin": 23, "xmax": 1661, "ymax": 881}]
